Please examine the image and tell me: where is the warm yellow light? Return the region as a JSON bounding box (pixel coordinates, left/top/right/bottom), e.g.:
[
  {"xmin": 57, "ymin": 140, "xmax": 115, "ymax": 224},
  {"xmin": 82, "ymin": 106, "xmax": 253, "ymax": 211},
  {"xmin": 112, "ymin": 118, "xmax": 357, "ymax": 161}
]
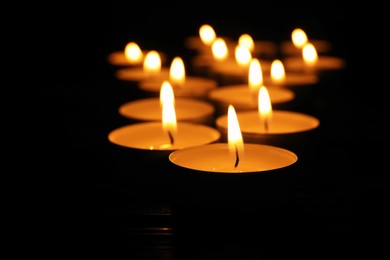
[
  {"xmin": 238, "ymin": 33, "xmax": 254, "ymax": 52},
  {"xmin": 160, "ymin": 81, "xmax": 177, "ymax": 133},
  {"xmin": 302, "ymin": 42, "xmax": 318, "ymax": 66},
  {"xmin": 227, "ymin": 105, "xmax": 244, "ymax": 155},
  {"xmin": 258, "ymin": 86, "xmax": 273, "ymax": 125},
  {"xmin": 143, "ymin": 50, "xmax": 161, "ymax": 76},
  {"xmin": 211, "ymin": 37, "xmax": 228, "ymax": 61},
  {"xmin": 270, "ymin": 59, "xmax": 286, "ymax": 84},
  {"xmin": 169, "ymin": 56, "xmax": 185, "ymax": 86},
  {"xmin": 291, "ymin": 28, "xmax": 308, "ymax": 49},
  {"xmin": 124, "ymin": 42, "xmax": 143, "ymax": 64},
  {"xmin": 235, "ymin": 44, "xmax": 252, "ymax": 67},
  {"xmin": 248, "ymin": 58, "xmax": 263, "ymax": 93},
  {"xmin": 199, "ymin": 24, "xmax": 216, "ymax": 46}
]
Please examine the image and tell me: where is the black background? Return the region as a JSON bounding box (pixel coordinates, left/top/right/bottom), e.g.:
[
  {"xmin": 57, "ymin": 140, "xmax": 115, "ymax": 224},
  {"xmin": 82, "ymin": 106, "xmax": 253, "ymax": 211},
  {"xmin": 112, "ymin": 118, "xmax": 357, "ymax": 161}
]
[{"xmin": 20, "ymin": 3, "xmax": 388, "ymax": 259}]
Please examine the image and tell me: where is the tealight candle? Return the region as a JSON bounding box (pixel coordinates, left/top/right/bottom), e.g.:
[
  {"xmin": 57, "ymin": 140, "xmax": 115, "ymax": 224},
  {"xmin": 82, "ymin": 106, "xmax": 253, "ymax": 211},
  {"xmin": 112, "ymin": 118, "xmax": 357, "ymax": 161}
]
[
  {"xmin": 108, "ymin": 121, "xmax": 221, "ymax": 151},
  {"xmin": 280, "ymin": 28, "xmax": 333, "ymax": 56},
  {"xmin": 282, "ymin": 42, "xmax": 345, "ymax": 75},
  {"xmin": 215, "ymin": 86, "xmax": 320, "ymax": 154},
  {"xmin": 263, "ymin": 59, "xmax": 318, "ymax": 87},
  {"xmin": 138, "ymin": 56, "xmax": 218, "ymax": 99},
  {"xmin": 169, "ymin": 142, "xmax": 298, "ymax": 174},
  {"xmin": 108, "ymin": 121, "xmax": 221, "ymax": 188},
  {"xmin": 208, "ymin": 58, "xmax": 295, "ymax": 113},
  {"xmin": 115, "ymin": 50, "xmax": 170, "ymax": 83},
  {"xmin": 262, "ymin": 59, "xmax": 319, "ymax": 103},
  {"xmin": 119, "ymin": 81, "xmax": 216, "ymax": 124},
  {"xmin": 168, "ymin": 105, "xmax": 299, "ymax": 207},
  {"xmin": 185, "ymin": 24, "xmax": 220, "ymax": 53},
  {"xmin": 169, "ymin": 104, "xmax": 297, "ymax": 173},
  {"xmin": 190, "ymin": 36, "xmax": 232, "ymax": 77}
]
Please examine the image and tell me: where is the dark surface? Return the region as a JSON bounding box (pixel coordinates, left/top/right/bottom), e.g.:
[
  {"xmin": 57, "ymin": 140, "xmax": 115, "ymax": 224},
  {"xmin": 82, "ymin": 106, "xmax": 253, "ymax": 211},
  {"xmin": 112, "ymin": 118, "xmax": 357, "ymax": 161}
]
[{"xmin": 27, "ymin": 4, "xmax": 387, "ymax": 259}]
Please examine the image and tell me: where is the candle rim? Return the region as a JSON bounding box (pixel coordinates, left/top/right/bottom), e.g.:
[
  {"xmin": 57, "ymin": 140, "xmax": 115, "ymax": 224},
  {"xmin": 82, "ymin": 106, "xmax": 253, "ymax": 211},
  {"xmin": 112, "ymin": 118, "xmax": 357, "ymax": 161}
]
[
  {"xmin": 108, "ymin": 121, "xmax": 221, "ymax": 151},
  {"xmin": 216, "ymin": 109, "xmax": 320, "ymax": 135},
  {"xmin": 208, "ymin": 85, "xmax": 295, "ymax": 105},
  {"xmin": 118, "ymin": 97, "xmax": 215, "ymax": 121},
  {"xmin": 169, "ymin": 143, "xmax": 298, "ymax": 174}
]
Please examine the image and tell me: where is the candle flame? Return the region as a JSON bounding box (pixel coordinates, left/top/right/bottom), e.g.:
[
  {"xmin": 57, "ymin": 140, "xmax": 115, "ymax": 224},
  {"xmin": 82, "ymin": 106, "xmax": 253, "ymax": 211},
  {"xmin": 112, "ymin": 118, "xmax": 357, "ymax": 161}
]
[
  {"xmin": 238, "ymin": 33, "xmax": 254, "ymax": 52},
  {"xmin": 291, "ymin": 28, "xmax": 308, "ymax": 49},
  {"xmin": 212, "ymin": 37, "xmax": 228, "ymax": 61},
  {"xmin": 199, "ymin": 24, "xmax": 216, "ymax": 46},
  {"xmin": 227, "ymin": 105, "xmax": 244, "ymax": 154},
  {"xmin": 248, "ymin": 58, "xmax": 263, "ymax": 93},
  {"xmin": 143, "ymin": 50, "xmax": 161, "ymax": 76},
  {"xmin": 124, "ymin": 42, "xmax": 143, "ymax": 64},
  {"xmin": 270, "ymin": 59, "xmax": 286, "ymax": 84},
  {"xmin": 160, "ymin": 81, "xmax": 177, "ymax": 134},
  {"xmin": 169, "ymin": 56, "xmax": 185, "ymax": 86},
  {"xmin": 258, "ymin": 86, "xmax": 273, "ymax": 131},
  {"xmin": 302, "ymin": 42, "xmax": 318, "ymax": 66},
  {"xmin": 235, "ymin": 44, "xmax": 252, "ymax": 67}
]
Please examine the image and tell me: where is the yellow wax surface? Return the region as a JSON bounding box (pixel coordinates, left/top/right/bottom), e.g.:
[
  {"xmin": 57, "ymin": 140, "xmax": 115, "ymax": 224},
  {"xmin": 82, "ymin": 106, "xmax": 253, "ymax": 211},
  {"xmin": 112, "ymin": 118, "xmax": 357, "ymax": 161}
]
[
  {"xmin": 139, "ymin": 76, "xmax": 218, "ymax": 98},
  {"xmin": 208, "ymin": 85, "xmax": 295, "ymax": 110},
  {"xmin": 283, "ymin": 56, "xmax": 346, "ymax": 72},
  {"xmin": 119, "ymin": 97, "xmax": 215, "ymax": 123},
  {"xmin": 115, "ymin": 67, "xmax": 170, "ymax": 82},
  {"xmin": 107, "ymin": 50, "xmax": 167, "ymax": 66},
  {"xmin": 216, "ymin": 110, "xmax": 320, "ymax": 134},
  {"xmin": 108, "ymin": 122, "xmax": 221, "ymax": 151},
  {"xmin": 169, "ymin": 143, "xmax": 298, "ymax": 173}
]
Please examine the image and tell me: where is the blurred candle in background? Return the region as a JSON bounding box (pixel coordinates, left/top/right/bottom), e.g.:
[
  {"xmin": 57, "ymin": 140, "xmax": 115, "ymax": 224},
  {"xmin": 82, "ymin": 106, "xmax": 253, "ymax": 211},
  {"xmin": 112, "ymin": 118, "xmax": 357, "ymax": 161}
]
[
  {"xmin": 280, "ymin": 28, "xmax": 332, "ymax": 57},
  {"xmin": 139, "ymin": 56, "xmax": 218, "ymax": 99},
  {"xmin": 115, "ymin": 50, "xmax": 170, "ymax": 83},
  {"xmin": 283, "ymin": 42, "xmax": 346, "ymax": 76}
]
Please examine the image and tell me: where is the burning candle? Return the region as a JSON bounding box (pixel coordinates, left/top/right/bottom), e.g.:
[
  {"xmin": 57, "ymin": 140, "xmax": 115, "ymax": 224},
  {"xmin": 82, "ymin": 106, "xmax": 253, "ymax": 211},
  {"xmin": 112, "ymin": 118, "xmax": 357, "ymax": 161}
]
[
  {"xmin": 108, "ymin": 121, "xmax": 221, "ymax": 151},
  {"xmin": 190, "ymin": 36, "xmax": 232, "ymax": 77},
  {"xmin": 282, "ymin": 42, "xmax": 345, "ymax": 75},
  {"xmin": 169, "ymin": 105, "xmax": 298, "ymax": 173},
  {"xmin": 262, "ymin": 59, "xmax": 319, "ymax": 103},
  {"xmin": 264, "ymin": 59, "xmax": 318, "ymax": 87},
  {"xmin": 138, "ymin": 56, "xmax": 218, "ymax": 99},
  {"xmin": 168, "ymin": 104, "xmax": 299, "ymax": 207},
  {"xmin": 115, "ymin": 50, "xmax": 170, "ymax": 82},
  {"xmin": 215, "ymin": 86, "xmax": 320, "ymax": 153},
  {"xmin": 119, "ymin": 81, "xmax": 216, "ymax": 124},
  {"xmin": 108, "ymin": 81, "xmax": 221, "ymax": 152},
  {"xmin": 280, "ymin": 28, "xmax": 333, "ymax": 56},
  {"xmin": 184, "ymin": 24, "xmax": 220, "ymax": 54},
  {"xmin": 208, "ymin": 58, "xmax": 295, "ymax": 114}
]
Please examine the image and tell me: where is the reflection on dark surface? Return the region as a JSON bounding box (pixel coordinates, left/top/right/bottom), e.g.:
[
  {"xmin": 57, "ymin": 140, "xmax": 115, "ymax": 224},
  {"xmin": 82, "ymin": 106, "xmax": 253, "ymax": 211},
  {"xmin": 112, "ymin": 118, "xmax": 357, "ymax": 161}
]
[{"xmin": 31, "ymin": 3, "xmax": 386, "ymax": 259}]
